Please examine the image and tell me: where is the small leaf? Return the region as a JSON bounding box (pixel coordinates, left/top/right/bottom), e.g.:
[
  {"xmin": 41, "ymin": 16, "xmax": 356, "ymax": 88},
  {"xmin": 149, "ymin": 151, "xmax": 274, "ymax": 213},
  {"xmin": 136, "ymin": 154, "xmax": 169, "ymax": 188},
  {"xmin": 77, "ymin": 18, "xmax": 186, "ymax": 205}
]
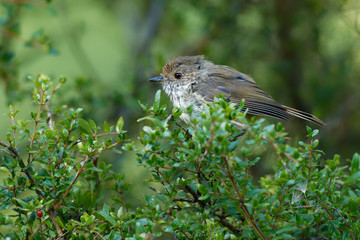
[
  {"xmin": 164, "ymin": 226, "xmax": 173, "ymax": 232},
  {"xmin": 49, "ymin": 230, "xmax": 56, "ymax": 237},
  {"xmin": 104, "ymin": 121, "xmax": 110, "ymax": 134},
  {"xmin": 116, "ymin": 117, "xmax": 124, "ymax": 133},
  {"xmin": 228, "ymin": 140, "xmax": 239, "ymax": 151},
  {"xmin": 89, "ymin": 119, "xmax": 97, "ymax": 130},
  {"xmin": 138, "ymin": 100, "xmax": 147, "ymax": 111},
  {"xmin": 78, "ymin": 118, "xmax": 93, "ymax": 135},
  {"xmin": 346, "ymin": 171, "xmax": 360, "ymax": 183},
  {"xmin": 351, "ymin": 153, "xmax": 359, "ymax": 174},
  {"xmin": 306, "ymin": 126, "xmax": 312, "ymax": 134},
  {"xmin": 80, "ymin": 212, "xmax": 89, "ymax": 223},
  {"xmin": 286, "ymin": 179, "xmax": 295, "ymax": 186},
  {"xmin": 15, "ymin": 198, "xmax": 31, "ymax": 209},
  {"xmin": 117, "ymin": 207, "xmax": 124, "ymax": 218},
  {"xmin": 99, "ymin": 204, "xmax": 118, "ymax": 226},
  {"xmin": 198, "ymin": 194, "xmax": 210, "ymax": 200},
  {"xmin": 306, "ymin": 127, "xmax": 319, "ymax": 138},
  {"xmin": 154, "ymin": 90, "xmax": 161, "ymax": 110},
  {"xmin": 197, "ymin": 184, "xmax": 208, "ymax": 194},
  {"xmin": 311, "ymin": 129, "xmax": 319, "ymax": 137},
  {"xmin": 85, "ymin": 215, "xmax": 95, "ymax": 225},
  {"xmin": 86, "ymin": 167, "xmax": 103, "ymax": 172},
  {"xmin": 59, "ymin": 76, "xmax": 67, "ymax": 84},
  {"xmin": 30, "ymin": 112, "xmax": 37, "ymax": 120}
]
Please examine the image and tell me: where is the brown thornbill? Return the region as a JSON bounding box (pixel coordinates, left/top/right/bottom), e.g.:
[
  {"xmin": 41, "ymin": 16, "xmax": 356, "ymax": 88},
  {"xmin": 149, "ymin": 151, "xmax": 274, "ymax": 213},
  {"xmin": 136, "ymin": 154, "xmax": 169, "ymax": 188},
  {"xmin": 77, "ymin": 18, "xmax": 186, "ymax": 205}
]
[{"xmin": 149, "ymin": 55, "xmax": 325, "ymax": 126}]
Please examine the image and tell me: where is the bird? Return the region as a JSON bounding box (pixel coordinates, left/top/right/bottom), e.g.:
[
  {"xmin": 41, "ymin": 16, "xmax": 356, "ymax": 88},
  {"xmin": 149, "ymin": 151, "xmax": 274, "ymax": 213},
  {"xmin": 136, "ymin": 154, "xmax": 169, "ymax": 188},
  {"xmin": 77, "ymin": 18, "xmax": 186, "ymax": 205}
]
[{"xmin": 148, "ymin": 55, "xmax": 325, "ymax": 126}]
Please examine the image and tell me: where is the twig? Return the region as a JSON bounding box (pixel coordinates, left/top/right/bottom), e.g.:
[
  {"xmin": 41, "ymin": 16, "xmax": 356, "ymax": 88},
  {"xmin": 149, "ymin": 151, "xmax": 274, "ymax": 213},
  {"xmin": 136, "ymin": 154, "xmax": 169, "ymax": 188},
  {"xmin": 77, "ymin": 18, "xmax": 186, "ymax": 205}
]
[
  {"xmin": 290, "ymin": 205, "xmax": 317, "ymax": 209},
  {"xmin": 222, "ymin": 156, "xmax": 267, "ymax": 240},
  {"xmin": 333, "ymin": 208, "xmax": 355, "ymax": 239},
  {"xmin": 49, "ymin": 209, "xmax": 64, "ymax": 239},
  {"xmin": 0, "ymin": 149, "xmax": 12, "ymax": 157},
  {"xmin": 29, "ymin": 89, "xmax": 45, "ymax": 150},
  {"xmin": 45, "ymin": 81, "xmax": 64, "ymax": 131},
  {"xmin": 230, "ymin": 120, "xmax": 249, "ymax": 130},
  {"xmin": 29, "ymin": 219, "xmax": 46, "ymax": 240},
  {"xmin": 54, "ymin": 155, "xmax": 89, "ymax": 210},
  {"xmin": 184, "ymin": 185, "xmax": 243, "ymax": 236},
  {"xmin": 0, "ymin": 141, "xmax": 44, "ymax": 199},
  {"xmin": 272, "ymin": 186, "xmax": 290, "ymax": 230}
]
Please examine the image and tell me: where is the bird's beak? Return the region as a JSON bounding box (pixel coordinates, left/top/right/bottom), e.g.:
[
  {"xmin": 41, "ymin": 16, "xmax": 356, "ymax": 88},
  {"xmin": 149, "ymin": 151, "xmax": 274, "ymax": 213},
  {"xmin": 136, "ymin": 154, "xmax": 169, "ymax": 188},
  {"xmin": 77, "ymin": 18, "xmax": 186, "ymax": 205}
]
[{"xmin": 148, "ymin": 76, "xmax": 165, "ymax": 82}]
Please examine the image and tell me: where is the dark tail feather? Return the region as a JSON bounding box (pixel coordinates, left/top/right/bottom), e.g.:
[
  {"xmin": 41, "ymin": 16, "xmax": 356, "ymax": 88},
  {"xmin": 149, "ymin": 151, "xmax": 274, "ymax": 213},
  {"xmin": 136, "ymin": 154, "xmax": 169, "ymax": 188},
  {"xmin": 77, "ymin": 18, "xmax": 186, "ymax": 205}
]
[{"xmin": 283, "ymin": 106, "xmax": 326, "ymax": 126}]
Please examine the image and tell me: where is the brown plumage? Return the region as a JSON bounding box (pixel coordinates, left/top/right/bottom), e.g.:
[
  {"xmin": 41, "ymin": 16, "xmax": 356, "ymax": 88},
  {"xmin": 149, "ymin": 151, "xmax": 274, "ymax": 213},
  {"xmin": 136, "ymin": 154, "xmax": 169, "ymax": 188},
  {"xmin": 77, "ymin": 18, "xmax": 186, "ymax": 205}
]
[{"xmin": 149, "ymin": 55, "xmax": 325, "ymax": 126}]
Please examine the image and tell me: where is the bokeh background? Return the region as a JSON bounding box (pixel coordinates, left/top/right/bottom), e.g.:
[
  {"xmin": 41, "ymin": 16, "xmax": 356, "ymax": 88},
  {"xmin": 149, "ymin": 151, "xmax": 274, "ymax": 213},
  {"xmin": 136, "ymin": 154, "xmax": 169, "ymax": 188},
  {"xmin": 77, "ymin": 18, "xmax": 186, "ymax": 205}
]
[{"xmin": 1, "ymin": 0, "xmax": 359, "ymax": 200}]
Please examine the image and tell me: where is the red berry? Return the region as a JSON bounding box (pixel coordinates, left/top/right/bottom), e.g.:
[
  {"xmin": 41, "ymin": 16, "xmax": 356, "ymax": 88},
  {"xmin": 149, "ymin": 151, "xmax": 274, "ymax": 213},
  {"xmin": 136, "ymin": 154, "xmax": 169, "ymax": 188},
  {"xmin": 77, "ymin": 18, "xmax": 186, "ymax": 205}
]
[{"xmin": 36, "ymin": 210, "xmax": 43, "ymax": 218}]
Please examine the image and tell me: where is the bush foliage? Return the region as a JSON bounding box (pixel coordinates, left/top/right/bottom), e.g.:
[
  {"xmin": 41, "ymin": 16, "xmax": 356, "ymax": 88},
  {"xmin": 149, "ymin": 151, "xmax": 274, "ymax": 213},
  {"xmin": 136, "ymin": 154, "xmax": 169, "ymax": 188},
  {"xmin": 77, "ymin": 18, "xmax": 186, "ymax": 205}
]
[{"xmin": 0, "ymin": 77, "xmax": 359, "ymax": 239}]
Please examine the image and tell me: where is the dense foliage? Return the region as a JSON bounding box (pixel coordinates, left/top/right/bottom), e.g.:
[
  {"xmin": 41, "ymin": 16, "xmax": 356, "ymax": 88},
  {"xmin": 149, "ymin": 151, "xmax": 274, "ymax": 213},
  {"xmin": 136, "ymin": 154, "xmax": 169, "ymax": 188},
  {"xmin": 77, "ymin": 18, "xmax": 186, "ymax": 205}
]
[
  {"xmin": 0, "ymin": 78, "xmax": 358, "ymax": 239},
  {"xmin": 1, "ymin": 1, "xmax": 359, "ymax": 239},
  {"xmin": 1, "ymin": 0, "xmax": 360, "ymax": 157}
]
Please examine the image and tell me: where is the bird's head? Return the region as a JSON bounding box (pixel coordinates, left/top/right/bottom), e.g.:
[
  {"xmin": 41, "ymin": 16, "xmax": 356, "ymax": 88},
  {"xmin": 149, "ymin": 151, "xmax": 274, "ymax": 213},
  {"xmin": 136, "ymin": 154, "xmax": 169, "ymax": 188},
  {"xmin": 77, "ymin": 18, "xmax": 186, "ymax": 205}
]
[{"xmin": 148, "ymin": 55, "xmax": 210, "ymax": 85}]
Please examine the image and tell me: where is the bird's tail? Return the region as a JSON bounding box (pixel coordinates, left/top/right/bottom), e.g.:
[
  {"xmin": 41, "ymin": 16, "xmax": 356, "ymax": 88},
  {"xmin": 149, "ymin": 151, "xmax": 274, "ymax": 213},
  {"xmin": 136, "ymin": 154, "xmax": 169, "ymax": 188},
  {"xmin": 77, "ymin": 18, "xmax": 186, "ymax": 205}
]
[{"xmin": 282, "ymin": 105, "xmax": 326, "ymax": 126}]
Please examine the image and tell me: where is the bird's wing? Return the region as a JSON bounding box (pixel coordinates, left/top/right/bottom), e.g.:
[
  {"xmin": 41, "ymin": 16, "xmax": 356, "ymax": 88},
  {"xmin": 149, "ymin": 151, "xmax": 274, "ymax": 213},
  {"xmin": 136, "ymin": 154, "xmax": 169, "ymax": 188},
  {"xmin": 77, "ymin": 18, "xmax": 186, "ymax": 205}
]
[{"xmin": 193, "ymin": 66, "xmax": 291, "ymax": 120}]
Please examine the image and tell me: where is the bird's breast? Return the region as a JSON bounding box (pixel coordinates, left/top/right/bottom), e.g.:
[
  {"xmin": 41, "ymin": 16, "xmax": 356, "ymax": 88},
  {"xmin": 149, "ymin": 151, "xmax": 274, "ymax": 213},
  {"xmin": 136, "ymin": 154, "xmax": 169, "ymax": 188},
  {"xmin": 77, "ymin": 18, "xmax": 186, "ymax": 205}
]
[{"xmin": 162, "ymin": 82, "xmax": 205, "ymax": 122}]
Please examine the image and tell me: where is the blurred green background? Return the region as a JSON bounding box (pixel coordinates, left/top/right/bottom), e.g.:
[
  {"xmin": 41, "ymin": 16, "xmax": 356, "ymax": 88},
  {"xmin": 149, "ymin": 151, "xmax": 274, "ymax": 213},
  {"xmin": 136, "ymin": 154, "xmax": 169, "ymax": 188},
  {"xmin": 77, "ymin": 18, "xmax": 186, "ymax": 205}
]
[{"xmin": 1, "ymin": 0, "xmax": 359, "ymax": 197}]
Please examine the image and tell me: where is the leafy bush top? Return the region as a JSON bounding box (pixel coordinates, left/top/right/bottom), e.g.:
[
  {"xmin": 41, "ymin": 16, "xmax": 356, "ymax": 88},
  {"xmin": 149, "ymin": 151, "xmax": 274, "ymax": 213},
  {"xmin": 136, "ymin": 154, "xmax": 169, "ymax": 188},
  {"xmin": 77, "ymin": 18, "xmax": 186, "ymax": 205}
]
[{"xmin": 0, "ymin": 77, "xmax": 359, "ymax": 239}]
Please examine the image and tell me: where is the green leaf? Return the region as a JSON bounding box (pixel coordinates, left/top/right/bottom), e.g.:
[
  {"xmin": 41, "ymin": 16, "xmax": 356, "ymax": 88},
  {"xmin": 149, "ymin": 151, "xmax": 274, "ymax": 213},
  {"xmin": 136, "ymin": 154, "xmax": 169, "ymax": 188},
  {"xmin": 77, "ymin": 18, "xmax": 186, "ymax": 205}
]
[
  {"xmin": 350, "ymin": 153, "xmax": 359, "ymax": 174},
  {"xmin": 78, "ymin": 118, "xmax": 93, "ymax": 135},
  {"xmin": 306, "ymin": 127, "xmax": 319, "ymax": 138},
  {"xmin": 286, "ymin": 179, "xmax": 295, "ymax": 186},
  {"xmin": 164, "ymin": 226, "xmax": 173, "ymax": 232},
  {"xmin": 306, "ymin": 126, "xmax": 312, "ymax": 134},
  {"xmin": 116, "ymin": 117, "xmax": 124, "ymax": 133},
  {"xmin": 104, "ymin": 121, "xmax": 110, "ymax": 134},
  {"xmin": 154, "ymin": 90, "xmax": 161, "ymax": 110},
  {"xmin": 14, "ymin": 199, "xmax": 31, "ymax": 209},
  {"xmin": 99, "ymin": 204, "xmax": 118, "ymax": 226},
  {"xmin": 138, "ymin": 100, "xmax": 148, "ymax": 111},
  {"xmin": 80, "ymin": 212, "xmax": 89, "ymax": 223},
  {"xmin": 198, "ymin": 193, "xmax": 210, "ymax": 200},
  {"xmin": 346, "ymin": 171, "xmax": 360, "ymax": 183},
  {"xmin": 311, "ymin": 129, "xmax": 319, "ymax": 137},
  {"xmin": 30, "ymin": 112, "xmax": 37, "ymax": 120},
  {"xmin": 197, "ymin": 184, "xmax": 208, "ymax": 194},
  {"xmin": 86, "ymin": 167, "xmax": 103, "ymax": 172},
  {"xmin": 117, "ymin": 207, "xmax": 124, "ymax": 218},
  {"xmin": 89, "ymin": 119, "xmax": 97, "ymax": 130},
  {"xmin": 49, "ymin": 230, "xmax": 56, "ymax": 238},
  {"xmin": 59, "ymin": 76, "xmax": 67, "ymax": 84},
  {"xmin": 85, "ymin": 215, "xmax": 95, "ymax": 225},
  {"xmin": 228, "ymin": 140, "xmax": 239, "ymax": 151}
]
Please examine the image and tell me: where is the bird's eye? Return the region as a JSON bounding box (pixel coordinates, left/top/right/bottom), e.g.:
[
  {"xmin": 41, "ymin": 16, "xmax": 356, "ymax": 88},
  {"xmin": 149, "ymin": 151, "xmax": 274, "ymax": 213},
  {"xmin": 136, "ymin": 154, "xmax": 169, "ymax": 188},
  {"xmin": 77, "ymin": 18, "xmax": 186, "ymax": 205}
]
[{"xmin": 174, "ymin": 73, "xmax": 182, "ymax": 79}]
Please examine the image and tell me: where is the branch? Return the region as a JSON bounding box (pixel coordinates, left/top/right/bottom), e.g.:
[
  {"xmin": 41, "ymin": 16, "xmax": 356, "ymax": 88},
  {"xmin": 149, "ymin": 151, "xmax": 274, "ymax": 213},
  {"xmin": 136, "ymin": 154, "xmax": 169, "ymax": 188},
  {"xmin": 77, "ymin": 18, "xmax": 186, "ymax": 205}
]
[
  {"xmin": 0, "ymin": 141, "xmax": 44, "ymax": 199},
  {"xmin": 184, "ymin": 185, "xmax": 243, "ymax": 236},
  {"xmin": 54, "ymin": 155, "xmax": 89, "ymax": 210}
]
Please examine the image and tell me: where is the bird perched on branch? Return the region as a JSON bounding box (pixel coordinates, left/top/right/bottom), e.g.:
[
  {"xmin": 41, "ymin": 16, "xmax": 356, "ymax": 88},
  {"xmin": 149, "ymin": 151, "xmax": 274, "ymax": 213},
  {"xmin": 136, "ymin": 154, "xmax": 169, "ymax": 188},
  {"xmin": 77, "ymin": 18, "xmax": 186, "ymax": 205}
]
[{"xmin": 149, "ymin": 55, "xmax": 325, "ymax": 126}]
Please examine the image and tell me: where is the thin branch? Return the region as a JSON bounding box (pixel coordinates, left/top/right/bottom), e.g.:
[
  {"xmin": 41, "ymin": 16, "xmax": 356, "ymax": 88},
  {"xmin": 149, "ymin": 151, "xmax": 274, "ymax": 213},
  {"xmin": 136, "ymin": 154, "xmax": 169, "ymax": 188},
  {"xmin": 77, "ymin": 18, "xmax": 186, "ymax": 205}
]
[
  {"xmin": 230, "ymin": 120, "xmax": 249, "ymax": 130},
  {"xmin": 46, "ymin": 99, "xmax": 54, "ymax": 131},
  {"xmin": 49, "ymin": 209, "xmax": 64, "ymax": 239},
  {"xmin": 222, "ymin": 156, "xmax": 267, "ymax": 240},
  {"xmin": 0, "ymin": 141, "xmax": 44, "ymax": 199},
  {"xmin": 333, "ymin": 208, "xmax": 355, "ymax": 239},
  {"xmin": 54, "ymin": 155, "xmax": 89, "ymax": 210},
  {"xmin": 184, "ymin": 185, "xmax": 243, "ymax": 236},
  {"xmin": 29, "ymin": 89, "xmax": 45, "ymax": 150},
  {"xmin": 29, "ymin": 219, "xmax": 46, "ymax": 240}
]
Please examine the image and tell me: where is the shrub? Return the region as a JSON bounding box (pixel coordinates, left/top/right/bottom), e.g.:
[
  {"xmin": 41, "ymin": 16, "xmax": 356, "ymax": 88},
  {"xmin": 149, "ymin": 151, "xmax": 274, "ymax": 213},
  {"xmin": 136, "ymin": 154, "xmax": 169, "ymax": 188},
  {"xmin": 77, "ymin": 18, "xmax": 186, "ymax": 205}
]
[
  {"xmin": 0, "ymin": 78, "xmax": 359, "ymax": 239},
  {"xmin": 135, "ymin": 91, "xmax": 359, "ymax": 239}
]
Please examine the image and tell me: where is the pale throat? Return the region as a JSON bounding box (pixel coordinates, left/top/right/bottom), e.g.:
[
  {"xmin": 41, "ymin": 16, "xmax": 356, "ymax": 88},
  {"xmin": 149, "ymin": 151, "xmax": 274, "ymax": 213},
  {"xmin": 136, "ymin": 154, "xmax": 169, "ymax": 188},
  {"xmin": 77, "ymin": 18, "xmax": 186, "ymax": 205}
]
[{"xmin": 161, "ymin": 81, "xmax": 204, "ymax": 123}]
